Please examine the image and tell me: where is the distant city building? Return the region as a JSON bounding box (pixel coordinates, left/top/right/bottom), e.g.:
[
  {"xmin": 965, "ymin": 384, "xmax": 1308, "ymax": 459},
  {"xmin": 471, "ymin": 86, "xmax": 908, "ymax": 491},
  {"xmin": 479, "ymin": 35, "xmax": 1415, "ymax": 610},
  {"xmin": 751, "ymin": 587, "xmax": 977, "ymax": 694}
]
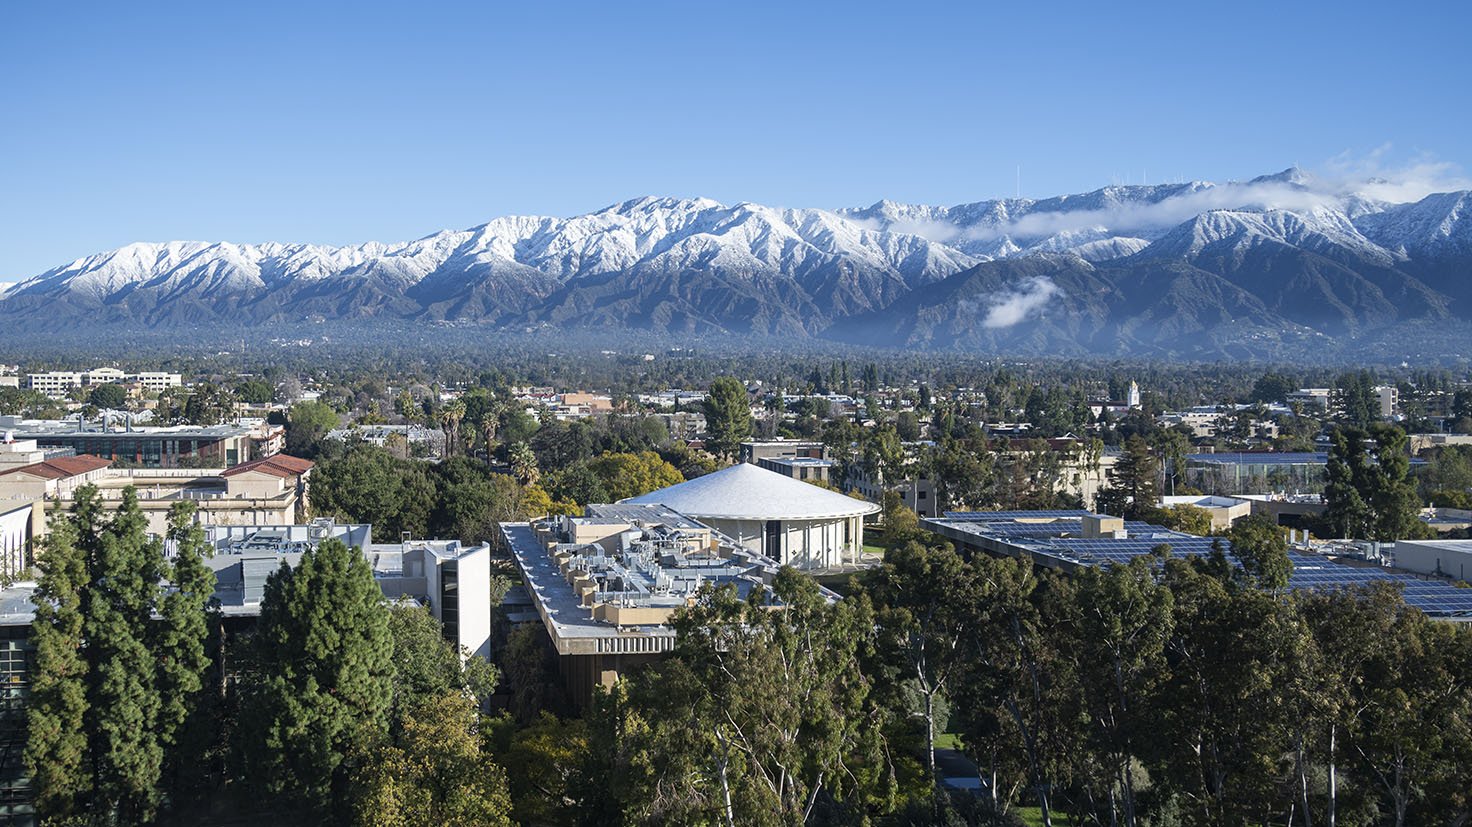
[
  {"xmin": 1187, "ymin": 452, "xmax": 1332, "ymax": 496},
  {"xmin": 760, "ymin": 456, "xmax": 833, "ymax": 484},
  {"xmin": 738, "ymin": 439, "xmax": 827, "ymax": 464},
  {"xmin": 1409, "ymin": 433, "xmax": 1472, "ymax": 453},
  {"xmin": 846, "ymin": 464, "xmax": 937, "ymax": 518},
  {"xmin": 1287, "ymin": 386, "xmax": 1398, "ymax": 419},
  {"xmin": 1287, "ymin": 388, "xmax": 1332, "ymax": 411},
  {"xmin": 24, "ymin": 368, "xmax": 181, "ymax": 399},
  {"xmin": 325, "ymin": 423, "xmax": 445, "ymax": 455}
]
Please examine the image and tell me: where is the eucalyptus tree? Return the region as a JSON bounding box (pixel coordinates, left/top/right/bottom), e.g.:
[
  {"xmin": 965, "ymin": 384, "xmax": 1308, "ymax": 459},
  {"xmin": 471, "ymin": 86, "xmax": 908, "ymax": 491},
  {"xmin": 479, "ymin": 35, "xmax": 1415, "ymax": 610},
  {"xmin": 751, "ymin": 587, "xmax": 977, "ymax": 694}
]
[
  {"xmin": 1066, "ymin": 557, "xmax": 1173, "ymax": 827},
  {"xmin": 869, "ymin": 541, "xmax": 980, "ymax": 781},
  {"xmin": 611, "ymin": 569, "xmax": 889, "ymax": 825}
]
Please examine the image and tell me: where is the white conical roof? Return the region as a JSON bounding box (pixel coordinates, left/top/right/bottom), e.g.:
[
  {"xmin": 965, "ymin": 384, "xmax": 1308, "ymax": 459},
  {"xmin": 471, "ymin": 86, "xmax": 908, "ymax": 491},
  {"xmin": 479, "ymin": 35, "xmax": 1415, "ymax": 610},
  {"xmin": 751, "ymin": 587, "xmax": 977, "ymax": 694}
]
[{"xmin": 624, "ymin": 462, "xmax": 879, "ymax": 521}]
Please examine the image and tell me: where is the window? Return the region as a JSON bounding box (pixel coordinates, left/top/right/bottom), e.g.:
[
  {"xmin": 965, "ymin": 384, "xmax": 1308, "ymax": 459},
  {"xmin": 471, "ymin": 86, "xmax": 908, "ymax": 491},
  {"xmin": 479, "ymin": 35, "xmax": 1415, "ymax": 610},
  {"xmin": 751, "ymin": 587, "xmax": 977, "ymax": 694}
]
[{"xmin": 440, "ymin": 562, "xmax": 459, "ymax": 642}]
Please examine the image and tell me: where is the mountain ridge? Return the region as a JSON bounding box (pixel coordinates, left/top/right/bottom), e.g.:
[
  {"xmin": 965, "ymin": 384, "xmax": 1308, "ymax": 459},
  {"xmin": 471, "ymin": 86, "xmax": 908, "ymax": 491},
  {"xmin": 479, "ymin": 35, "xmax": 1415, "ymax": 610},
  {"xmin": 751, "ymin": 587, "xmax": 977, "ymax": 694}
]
[{"xmin": 5, "ymin": 170, "xmax": 1471, "ymax": 358}]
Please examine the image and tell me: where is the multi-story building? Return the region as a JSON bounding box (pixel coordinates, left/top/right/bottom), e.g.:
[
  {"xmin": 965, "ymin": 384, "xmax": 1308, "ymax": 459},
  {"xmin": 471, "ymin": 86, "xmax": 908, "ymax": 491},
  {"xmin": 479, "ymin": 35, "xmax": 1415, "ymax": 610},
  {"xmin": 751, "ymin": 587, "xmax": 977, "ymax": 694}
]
[
  {"xmin": 846, "ymin": 464, "xmax": 938, "ymax": 517},
  {"xmin": 0, "ymin": 417, "xmax": 254, "ymax": 468},
  {"xmin": 626, "ymin": 462, "xmax": 877, "ymax": 568},
  {"xmin": 23, "ymin": 369, "xmax": 182, "ymax": 399},
  {"xmin": 132, "ymin": 372, "xmax": 183, "ymax": 394},
  {"xmin": 0, "ymin": 454, "xmax": 314, "ymax": 539},
  {"xmin": 739, "ymin": 439, "xmax": 827, "ymax": 464},
  {"xmin": 23, "ymin": 371, "xmax": 84, "ymax": 398}
]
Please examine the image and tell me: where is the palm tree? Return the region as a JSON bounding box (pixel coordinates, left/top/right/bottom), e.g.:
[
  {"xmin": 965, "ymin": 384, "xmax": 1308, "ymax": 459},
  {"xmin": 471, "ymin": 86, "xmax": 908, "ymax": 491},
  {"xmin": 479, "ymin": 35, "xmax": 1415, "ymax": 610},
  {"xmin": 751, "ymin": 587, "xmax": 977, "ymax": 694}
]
[
  {"xmin": 439, "ymin": 400, "xmax": 466, "ymax": 458},
  {"xmin": 508, "ymin": 441, "xmax": 540, "ymax": 486}
]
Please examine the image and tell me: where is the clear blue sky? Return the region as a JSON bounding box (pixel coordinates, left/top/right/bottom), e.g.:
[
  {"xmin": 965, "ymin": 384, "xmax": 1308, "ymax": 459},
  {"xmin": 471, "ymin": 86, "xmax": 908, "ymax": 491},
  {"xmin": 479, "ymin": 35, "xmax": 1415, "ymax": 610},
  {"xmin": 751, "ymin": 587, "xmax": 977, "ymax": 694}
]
[{"xmin": 2, "ymin": 0, "xmax": 1468, "ymax": 277}]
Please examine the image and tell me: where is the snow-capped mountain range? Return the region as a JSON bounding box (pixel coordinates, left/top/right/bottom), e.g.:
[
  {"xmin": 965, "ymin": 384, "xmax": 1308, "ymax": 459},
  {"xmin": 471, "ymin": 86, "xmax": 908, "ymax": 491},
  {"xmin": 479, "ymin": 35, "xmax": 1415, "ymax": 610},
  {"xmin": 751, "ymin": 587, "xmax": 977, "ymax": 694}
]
[{"xmin": 4, "ymin": 169, "xmax": 1470, "ymax": 357}]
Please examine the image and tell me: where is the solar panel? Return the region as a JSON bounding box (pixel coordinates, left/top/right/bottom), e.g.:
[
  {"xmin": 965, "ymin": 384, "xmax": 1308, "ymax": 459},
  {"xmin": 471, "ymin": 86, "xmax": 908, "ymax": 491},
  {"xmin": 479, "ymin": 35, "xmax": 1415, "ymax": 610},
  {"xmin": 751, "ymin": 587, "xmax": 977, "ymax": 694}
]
[
  {"xmin": 942, "ymin": 510, "xmax": 1095, "ymax": 519},
  {"xmin": 941, "ymin": 512, "xmax": 1472, "ymax": 618},
  {"xmin": 1186, "ymin": 452, "xmax": 1328, "ymax": 466}
]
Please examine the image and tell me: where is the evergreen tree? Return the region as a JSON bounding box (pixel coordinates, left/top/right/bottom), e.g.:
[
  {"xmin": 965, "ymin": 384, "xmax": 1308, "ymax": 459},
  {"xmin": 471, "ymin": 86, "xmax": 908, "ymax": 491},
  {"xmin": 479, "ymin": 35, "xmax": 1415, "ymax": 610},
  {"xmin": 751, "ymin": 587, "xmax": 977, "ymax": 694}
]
[
  {"xmin": 25, "ymin": 495, "xmax": 94, "ymax": 821},
  {"xmin": 1095, "ymin": 436, "xmax": 1160, "ymax": 520},
  {"xmin": 247, "ymin": 538, "xmax": 395, "ymax": 817},
  {"xmin": 86, "ymin": 488, "xmax": 165, "ymax": 822},
  {"xmin": 1227, "ymin": 514, "xmax": 1293, "ymax": 591},
  {"xmin": 1364, "ymin": 424, "xmax": 1424, "ymax": 541},
  {"xmin": 28, "ymin": 487, "xmax": 180, "ymax": 823},
  {"xmin": 1334, "ymin": 370, "xmax": 1379, "ymax": 427},
  {"xmin": 703, "ymin": 376, "xmax": 753, "ymax": 461},
  {"xmin": 1324, "ymin": 425, "xmax": 1425, "ymax": 541},
  {"xmin": 156, "ymin": 501, "xmax": 219, "ymax": 805},
  {"xmin": 353, "ymin": 691, "xmax": 513, "ymax": 827},
  {"xmin": 1324, "ymin": 426, "xmax": 1374, "ymax": 538}
]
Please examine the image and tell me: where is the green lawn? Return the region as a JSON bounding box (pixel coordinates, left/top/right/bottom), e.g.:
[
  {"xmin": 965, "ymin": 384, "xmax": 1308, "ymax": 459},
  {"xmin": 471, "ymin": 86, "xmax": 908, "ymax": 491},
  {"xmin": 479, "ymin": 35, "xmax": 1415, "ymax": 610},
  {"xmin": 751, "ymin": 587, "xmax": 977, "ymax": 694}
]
[
  {"xmin": 934, "ymin": 731, "xmax": 962, "ymax": 750},
  {"xmin": 863, "ymin": 543, "xmax": 885, "ymax": 557},
  {"xmin": 1016, "ymin": 807, "xmax": 1075, "ymax": 826}
]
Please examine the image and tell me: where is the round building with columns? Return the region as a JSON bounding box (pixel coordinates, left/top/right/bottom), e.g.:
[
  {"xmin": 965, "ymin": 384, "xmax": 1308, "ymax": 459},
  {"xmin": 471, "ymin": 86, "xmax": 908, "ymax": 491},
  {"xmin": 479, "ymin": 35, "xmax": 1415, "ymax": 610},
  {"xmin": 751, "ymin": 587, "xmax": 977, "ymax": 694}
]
[{"xmin": 623, "ymin": 462, "xmax": 878, "ymax": 570}]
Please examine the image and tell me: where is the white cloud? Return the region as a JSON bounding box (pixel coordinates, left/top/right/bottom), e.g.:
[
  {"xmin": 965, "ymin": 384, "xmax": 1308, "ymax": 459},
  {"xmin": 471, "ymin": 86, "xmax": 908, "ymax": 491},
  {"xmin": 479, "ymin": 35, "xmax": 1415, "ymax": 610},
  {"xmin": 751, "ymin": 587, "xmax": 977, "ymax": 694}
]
[
  {"xmin": 980, "ymin": 276, "xmax": 1060, "ymax": 328},
  {"xmin": 1322, "ymin": 146, "xmax": 1472, "ymax": 204},
  {"xmin": 959, "ymin": 152, "xmax": 1472, "ymax": 244},
  {"xmin": 884, "ymin": 216, "xmax": 961, "ymax": 244}
]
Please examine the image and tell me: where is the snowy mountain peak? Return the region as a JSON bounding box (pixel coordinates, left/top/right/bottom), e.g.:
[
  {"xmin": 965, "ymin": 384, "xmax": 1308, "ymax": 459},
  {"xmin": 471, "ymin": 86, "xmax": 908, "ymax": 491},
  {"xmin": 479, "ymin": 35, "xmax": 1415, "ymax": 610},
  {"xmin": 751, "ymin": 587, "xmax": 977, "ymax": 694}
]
[
  {"xmin": 5, "ymin": 171, "xmax": 1471, "ymax": 356},
  {"xmin": 1249, "ymin": 166, "xmax": 1313, "ymax": 187}
]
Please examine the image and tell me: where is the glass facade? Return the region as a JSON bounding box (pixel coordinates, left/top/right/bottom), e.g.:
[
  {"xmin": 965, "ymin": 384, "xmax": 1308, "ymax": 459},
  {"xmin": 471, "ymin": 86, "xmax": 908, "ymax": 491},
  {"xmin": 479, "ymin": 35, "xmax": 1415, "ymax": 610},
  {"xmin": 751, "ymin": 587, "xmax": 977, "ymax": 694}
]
[
  {"xmin": 0, "ymin": 627, "xmax": 34, "ymax": 826},
  {"xmin": 439, "ymin": 562, "xmax": 459, "ymax": 645}
]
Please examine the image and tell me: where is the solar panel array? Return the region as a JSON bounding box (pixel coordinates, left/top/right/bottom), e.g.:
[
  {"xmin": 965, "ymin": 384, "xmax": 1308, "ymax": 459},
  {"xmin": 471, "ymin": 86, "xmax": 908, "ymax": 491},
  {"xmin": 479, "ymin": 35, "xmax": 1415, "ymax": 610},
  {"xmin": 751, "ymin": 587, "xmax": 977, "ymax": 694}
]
[
  {"xmin": 941, "ymin": 514, "xmax": 1472, "ymax": 619},
  {"xmin": 1184, "ymin": 452, "xmax": 1428, "ymax": 468},
  {"xmin": 1186, "ymin": 452, "xmax": 1328, "ymax": 466},
  {"xmin": 943, "ymin": 510, "xmax": 1095, "ymax": 520}
]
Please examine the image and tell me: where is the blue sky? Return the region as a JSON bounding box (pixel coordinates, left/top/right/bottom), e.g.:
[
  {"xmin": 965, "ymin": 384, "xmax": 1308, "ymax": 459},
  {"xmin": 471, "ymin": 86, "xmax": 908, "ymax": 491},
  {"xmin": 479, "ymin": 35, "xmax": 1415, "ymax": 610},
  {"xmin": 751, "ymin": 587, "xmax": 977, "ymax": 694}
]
[{"xmin": 2, "ymin": 0, "xmax": 1468, "ymax": 277}]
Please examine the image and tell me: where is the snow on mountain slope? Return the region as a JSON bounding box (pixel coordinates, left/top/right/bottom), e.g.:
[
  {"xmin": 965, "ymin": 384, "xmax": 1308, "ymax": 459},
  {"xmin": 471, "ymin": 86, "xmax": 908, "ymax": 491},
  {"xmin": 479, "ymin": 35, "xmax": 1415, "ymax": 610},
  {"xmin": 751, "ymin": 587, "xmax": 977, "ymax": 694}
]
[
  {"xmin": 840, "ymin": 181, "xmax": 1214, "ymax": 257},
  {"xmin": 4, "ymin": 171, "xmax": 1471, "ymax": 349},
  {"xmin": 1355, "ymin": 191, "xmax": 1472, "ymax": 256},
  {"xmin": 1141, "ymin": 207, "xmax": 1402, "ymax": 266},
  {"xmin": 5, "ymin": 196, "xmax": 977, "ymax": 312}
]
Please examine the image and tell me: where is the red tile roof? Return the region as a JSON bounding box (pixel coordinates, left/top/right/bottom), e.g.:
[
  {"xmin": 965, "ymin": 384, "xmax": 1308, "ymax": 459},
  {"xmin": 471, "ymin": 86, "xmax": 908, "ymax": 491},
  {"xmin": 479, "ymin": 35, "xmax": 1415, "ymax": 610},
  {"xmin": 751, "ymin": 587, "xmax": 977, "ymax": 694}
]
[
  {"xmin": 0, "ymin": 454, "xmax": 113, "ymax": 480},
  {"xmin": 220, "ymin": 454, "xmax": 315, "ymax": 478}
]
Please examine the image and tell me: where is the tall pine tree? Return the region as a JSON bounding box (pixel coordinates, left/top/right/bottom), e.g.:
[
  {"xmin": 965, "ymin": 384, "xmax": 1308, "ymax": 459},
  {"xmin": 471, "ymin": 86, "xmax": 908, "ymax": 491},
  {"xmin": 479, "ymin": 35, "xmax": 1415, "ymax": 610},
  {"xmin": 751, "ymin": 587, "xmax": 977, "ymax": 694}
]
[
  {"xmin": 25, "ymin": 487, "xmax": 216, "ymax": 823},
  {"xmin": 85, "ymin": 488, "xmax": 164, "ymax": 822},
  {"xmin": 24, "ymin": 493, "xmax": 94, "ymax": 820},
  {"xmin": 246, "ymin": 538, "xmax": 394, "ymax": 818},
  {"xmin": 156, "ymin": 501, "xmax": 219, "ymax": 807}
]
